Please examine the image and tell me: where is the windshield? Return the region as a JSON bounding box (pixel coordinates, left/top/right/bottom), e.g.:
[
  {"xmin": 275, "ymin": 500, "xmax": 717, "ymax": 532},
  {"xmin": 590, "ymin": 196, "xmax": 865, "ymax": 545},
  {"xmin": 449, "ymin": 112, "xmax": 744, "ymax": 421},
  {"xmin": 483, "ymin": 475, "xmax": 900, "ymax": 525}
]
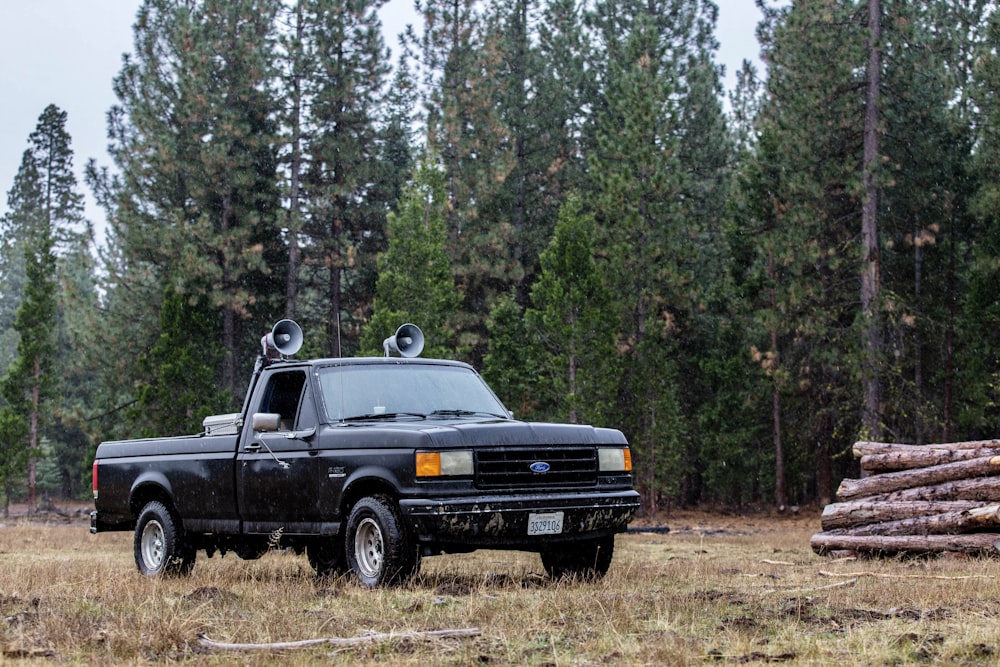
[{"xmin": 316, "ymin": 363, "xmax": 509, "ymax": 422}]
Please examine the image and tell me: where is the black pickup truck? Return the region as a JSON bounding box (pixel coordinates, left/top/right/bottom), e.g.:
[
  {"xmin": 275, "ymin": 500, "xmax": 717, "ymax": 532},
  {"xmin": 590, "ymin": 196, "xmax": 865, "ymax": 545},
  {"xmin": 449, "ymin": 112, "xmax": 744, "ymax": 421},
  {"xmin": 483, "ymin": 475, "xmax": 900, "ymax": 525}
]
[{"xmin": 91, "ymin": 321, "xmax": 639, "ymax": 586}]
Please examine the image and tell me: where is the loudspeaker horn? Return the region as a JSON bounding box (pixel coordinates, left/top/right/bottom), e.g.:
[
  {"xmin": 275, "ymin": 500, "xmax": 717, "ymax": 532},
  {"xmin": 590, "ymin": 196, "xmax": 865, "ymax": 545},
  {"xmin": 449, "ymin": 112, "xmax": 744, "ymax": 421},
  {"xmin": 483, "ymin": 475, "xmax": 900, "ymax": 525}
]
[
  {"xmin": 383, "ymin": 323, "xmax": 424, "ymax": 358},
  {"xmin": 265, "ymin": 319, "xmax": 303, "ymax": 357}
]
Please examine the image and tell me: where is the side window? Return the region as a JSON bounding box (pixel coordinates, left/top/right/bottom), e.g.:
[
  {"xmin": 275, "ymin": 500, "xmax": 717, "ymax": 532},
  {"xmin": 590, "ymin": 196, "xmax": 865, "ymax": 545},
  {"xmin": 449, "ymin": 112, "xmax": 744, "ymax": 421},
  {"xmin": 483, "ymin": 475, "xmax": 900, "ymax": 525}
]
[{"xmin": 261, "ymin": 371, "xmax": 307, "ymax": 430}]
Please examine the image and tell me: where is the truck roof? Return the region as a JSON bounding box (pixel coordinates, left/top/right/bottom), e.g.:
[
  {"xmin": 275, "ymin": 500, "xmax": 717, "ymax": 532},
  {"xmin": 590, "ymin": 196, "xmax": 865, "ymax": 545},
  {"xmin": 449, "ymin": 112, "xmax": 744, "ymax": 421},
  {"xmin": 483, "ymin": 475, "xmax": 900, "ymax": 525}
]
[{"xmin": 265, "ymin": 356, "xmax": 476, "ymax": 371}]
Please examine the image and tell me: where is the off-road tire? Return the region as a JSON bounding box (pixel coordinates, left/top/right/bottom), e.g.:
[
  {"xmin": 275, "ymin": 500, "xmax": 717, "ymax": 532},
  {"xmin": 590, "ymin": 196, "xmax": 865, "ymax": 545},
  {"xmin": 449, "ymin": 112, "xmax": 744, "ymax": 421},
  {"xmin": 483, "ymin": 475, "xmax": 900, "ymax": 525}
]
[
  {"xmin": 134, "ymin": 500, "xmax": 196, "ymax": 577},
  {"xmin": 345, "ymin": 496, "xmax": 419, "ymax": 587}
]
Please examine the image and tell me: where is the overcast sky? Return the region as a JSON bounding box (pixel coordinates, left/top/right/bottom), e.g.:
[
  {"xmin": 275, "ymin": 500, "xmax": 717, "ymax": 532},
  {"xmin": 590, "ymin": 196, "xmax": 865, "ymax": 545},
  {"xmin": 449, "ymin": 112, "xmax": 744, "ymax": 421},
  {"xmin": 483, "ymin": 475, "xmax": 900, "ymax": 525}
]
[{"xmin": 0, "ymin": 1, "xmax": 770, "ymax": 232}]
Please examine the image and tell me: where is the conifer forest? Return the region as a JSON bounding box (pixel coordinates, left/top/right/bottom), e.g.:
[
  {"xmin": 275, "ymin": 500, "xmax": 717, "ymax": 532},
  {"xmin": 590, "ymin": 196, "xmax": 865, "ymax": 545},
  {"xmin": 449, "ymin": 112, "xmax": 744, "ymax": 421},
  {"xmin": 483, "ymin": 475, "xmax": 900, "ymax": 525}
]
[{"xmin": 2, "ymin": 0, "xmax": 998, "ymax": 515}]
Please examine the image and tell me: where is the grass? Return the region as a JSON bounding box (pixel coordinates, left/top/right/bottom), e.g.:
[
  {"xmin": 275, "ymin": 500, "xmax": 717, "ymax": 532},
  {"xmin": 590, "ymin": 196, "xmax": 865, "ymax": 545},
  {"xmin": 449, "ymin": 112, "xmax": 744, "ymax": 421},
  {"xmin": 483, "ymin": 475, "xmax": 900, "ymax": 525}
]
[{"xmin": 3, "ymin": 510, "xmax": 1000, "ymax": 664}]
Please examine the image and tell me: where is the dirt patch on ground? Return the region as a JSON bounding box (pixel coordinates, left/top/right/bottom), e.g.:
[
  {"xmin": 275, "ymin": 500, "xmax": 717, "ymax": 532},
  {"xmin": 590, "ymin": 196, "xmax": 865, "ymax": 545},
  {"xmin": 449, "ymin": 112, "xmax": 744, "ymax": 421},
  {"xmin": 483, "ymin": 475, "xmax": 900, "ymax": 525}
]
[{"xmin": 630, "ymin": 507, "xmax": 822, "ymax": 536}]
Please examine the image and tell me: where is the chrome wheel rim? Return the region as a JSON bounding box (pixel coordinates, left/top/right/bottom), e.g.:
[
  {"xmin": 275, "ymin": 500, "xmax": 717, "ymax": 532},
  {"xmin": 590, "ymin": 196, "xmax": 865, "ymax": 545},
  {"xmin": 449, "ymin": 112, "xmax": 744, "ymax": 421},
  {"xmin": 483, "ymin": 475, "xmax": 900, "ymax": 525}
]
[
  {"xmin": 140, "ymin": 519, "xmax": 166, "ymax": 570},
  {"xmin": 354, "ymin": 517, "xmax": 384, "ymax": 579}
]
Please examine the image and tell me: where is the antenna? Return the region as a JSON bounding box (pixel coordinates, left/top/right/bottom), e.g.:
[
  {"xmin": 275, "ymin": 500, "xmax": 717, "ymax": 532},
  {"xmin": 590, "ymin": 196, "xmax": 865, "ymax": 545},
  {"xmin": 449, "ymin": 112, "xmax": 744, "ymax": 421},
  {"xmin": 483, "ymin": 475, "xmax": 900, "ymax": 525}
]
[{"xmin": 336, "ymin": 310, "xmax": 342, "ymax": 358}]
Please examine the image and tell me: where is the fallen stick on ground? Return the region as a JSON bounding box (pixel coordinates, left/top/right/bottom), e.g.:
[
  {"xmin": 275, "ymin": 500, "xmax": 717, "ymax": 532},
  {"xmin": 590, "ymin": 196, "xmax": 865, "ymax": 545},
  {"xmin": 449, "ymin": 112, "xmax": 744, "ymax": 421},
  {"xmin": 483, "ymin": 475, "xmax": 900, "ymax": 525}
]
[
  {"xmin": 817, "ymin": 570, "xmax": 994, "ymax": 580},
  {"xmin": 762, "ymin": 578, "xmax": 857, "ymax": 595},
  {"xmin": 198, "ymin": 628, "xmax": 481, "ymax": 652}
]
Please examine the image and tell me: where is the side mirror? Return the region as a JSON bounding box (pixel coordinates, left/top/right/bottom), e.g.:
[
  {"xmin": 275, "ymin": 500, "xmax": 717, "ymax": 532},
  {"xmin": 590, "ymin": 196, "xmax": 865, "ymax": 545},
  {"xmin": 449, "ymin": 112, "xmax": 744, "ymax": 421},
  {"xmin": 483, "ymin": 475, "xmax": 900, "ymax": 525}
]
[{"xmin": 251, "ymin": 413, "xmax": 281, "ymax": 432}]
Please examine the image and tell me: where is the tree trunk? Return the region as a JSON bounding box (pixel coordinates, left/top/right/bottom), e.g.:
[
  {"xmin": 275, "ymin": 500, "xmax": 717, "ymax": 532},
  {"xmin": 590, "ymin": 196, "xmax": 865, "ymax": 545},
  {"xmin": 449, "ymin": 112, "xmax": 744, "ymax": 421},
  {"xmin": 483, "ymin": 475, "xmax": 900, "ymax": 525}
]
[
  {"xmin": 221, "ymin": 190, "xmax": 236, "ymax": 399},
  {"xmin": 285, "ymin": 3, "xmax": 304, "ymax": 320},
  {"xmin": 860, "ymin": 0, "xmax": 883, "ymax": 441},
  {"xmin": 836, "ymin": 456, "xmax": 1000, "ymax": 500},
  {"xmin": 821, "ymin": 500, "xmax": 985, "ymax": 531},
  {"xmin": 816, "ymin": 437, "xmax": 833, "ymax": 507},
  {"xmin": 328, "ymin": 250, "xmax": 342, "ymax": 357},
  {"xmin": 811, "ymin": 531, "xmax": 1000, "ymax": 556},
  {"xmin": 913, "ymin": 220, "xmax": 924, "ymax": 444},
  {"xmin": 27, "ymin": 357, "xmax": 40, "ymax": 514},
  {"xmin": 568, "ymin": 308, "xmax": 577, "ymax": 424},
  {"xmin": 769, "ymin": 249, "xmax": 787, "ymax": 509}
]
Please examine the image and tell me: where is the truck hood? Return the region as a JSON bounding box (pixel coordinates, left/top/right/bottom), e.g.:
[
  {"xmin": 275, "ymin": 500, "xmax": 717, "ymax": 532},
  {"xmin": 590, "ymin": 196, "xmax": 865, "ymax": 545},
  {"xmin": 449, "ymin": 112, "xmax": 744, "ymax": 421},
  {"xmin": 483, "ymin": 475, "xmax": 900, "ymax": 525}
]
[{"xmin": 329, "ymin": 418, "xmax": 627, "ymax": 448}]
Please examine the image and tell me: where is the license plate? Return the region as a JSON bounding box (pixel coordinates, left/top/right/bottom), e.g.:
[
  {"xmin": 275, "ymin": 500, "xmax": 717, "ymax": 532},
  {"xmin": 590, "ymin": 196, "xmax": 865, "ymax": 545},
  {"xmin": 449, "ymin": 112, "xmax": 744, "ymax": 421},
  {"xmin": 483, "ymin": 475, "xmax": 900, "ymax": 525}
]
[{"xmin": 527, "ymin": 511, "xmax": 564, "ymax": 535}]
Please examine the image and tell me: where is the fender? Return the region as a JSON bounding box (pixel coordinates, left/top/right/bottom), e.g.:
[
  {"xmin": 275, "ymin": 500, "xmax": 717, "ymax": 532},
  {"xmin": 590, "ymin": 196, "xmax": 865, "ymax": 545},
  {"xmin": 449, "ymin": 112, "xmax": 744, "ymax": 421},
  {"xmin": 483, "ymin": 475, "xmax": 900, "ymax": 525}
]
[
  {"xmin": 340, "ymin": 463, "xmax": 407, "ymax": 509},
  {"xmin": 129, "ymin": 471, "xmax": 174, "ymax": 514}
]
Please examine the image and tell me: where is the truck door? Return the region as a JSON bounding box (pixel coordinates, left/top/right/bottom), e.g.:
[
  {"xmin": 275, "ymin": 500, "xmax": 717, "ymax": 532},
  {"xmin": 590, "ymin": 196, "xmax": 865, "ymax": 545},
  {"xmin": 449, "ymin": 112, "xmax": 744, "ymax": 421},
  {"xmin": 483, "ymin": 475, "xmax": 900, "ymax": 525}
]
[{"xmin": 236, "ymin": 369, "xmax": 326, "ymax": 535}]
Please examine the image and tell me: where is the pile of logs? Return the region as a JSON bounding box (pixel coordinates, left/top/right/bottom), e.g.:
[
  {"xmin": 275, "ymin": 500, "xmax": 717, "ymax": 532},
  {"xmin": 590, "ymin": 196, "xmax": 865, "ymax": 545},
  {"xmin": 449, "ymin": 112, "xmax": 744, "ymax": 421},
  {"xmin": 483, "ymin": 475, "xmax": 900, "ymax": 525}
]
[{"xmin": 811, "ymin": 440, "xmax": 1000, "ymax": 557}]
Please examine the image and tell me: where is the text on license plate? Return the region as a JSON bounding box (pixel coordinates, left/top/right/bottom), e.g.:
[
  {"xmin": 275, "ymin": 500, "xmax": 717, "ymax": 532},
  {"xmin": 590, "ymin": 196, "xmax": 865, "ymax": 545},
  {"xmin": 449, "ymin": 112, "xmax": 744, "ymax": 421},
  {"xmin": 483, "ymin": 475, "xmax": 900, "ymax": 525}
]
[{"xmin": 527, "ymin": 511, "xmax": 564, "ymax": 535}]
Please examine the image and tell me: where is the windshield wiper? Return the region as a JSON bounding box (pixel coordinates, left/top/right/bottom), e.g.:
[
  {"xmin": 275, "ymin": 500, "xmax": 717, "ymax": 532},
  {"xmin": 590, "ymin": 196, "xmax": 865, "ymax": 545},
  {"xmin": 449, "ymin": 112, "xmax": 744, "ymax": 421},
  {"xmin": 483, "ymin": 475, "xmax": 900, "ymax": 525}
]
[
  {"xmin": 343, "ymin": 412, "xmax": 426, "ymax": 421},
  {"xmin": 429, "ymin": 409, "xmax": 508, "ymax": 419}
]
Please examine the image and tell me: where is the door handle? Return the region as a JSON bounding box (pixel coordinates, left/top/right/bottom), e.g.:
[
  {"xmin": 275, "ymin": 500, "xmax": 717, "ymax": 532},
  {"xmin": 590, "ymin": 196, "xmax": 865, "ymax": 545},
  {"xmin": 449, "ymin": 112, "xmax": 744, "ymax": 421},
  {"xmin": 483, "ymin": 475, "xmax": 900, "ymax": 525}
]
[{"xmin": 244, "ymin": 442, "xmax": 261, "ymax": 452}]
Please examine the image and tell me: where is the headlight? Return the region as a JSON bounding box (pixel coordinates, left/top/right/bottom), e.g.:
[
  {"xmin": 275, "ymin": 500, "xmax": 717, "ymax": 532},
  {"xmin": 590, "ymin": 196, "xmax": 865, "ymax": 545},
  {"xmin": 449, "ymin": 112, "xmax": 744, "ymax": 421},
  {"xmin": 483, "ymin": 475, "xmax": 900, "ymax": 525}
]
[
  {"xmin": 598, "ymin": 447, "xmax": 632, "ymax": 472},
  {"xmin": 415, "ymin": 450, "xmax": 474, "ymax": 477}
]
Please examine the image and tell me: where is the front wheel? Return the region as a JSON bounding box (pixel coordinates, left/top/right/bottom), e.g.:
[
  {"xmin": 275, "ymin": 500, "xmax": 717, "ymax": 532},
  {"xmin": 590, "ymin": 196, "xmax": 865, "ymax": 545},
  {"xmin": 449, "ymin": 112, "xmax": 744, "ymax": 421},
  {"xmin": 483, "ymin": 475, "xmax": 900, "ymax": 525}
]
[
  {"xmin": 134, "ymin": 501, "xmax": 195, "ymax": 577},
  {"xmin": 541, "ymin": 536, "xmax": 615, "ymax": 581},
  {"xmin": 345, "ymin": 496, "xmax": 419, "ymax": 587}
]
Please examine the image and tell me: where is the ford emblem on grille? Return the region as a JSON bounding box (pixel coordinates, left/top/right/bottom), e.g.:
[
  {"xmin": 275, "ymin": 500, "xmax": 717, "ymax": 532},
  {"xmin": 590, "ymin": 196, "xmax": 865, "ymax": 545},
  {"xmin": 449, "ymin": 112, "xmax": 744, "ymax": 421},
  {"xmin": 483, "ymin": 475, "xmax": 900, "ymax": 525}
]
[{"xmin": 529, "ymin": 461, "xmax": 551, "ymax": 473}]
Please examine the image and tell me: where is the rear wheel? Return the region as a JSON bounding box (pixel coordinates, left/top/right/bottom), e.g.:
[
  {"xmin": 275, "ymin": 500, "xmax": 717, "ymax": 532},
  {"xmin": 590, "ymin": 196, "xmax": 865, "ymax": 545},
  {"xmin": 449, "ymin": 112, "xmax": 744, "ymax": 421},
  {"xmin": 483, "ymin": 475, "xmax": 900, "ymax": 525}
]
[
  {"xmin": 134, "ymin": 501, "xmax": 195, "ymax": 577},
  {"xmin": 345, "ymin": 496, "xmax": 419, "ymax": 587},
  {"xmin": 541, "ymin": 536, "xmax": 614, "ymax": 581}
]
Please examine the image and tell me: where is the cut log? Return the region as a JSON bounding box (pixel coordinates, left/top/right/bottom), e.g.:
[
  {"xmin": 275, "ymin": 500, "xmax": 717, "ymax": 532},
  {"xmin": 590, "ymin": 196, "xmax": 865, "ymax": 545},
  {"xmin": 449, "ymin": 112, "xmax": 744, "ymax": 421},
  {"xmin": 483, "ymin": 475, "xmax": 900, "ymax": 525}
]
[
  {"xmin": 818, "ymin": 438, "xmax": 1000, "ymax": 559},
  {"xmin": 825, "ymin": 504, "xmax": 1000, "ymax": 537},
  {"xmin": 860, "ymin": 448, "xmax": 1000, "ymax": 473},
  {"xmin": 854, "ymin": 440, "xmax": 1000, "ymax": 457},
  {"xmin": 863, "ymin": 476, "xmax": 1000, "ymax": 503},
  {"xmin": 836, "ymin": 456, "xmax": 1000, "ymax": 501},
  {"xmin": 821, "ymin": 500, "xmax": 985, "ymax": 531},
  {"xmin": 810, "ymin": 531, "xmax": 1000, "ymax": 556}
]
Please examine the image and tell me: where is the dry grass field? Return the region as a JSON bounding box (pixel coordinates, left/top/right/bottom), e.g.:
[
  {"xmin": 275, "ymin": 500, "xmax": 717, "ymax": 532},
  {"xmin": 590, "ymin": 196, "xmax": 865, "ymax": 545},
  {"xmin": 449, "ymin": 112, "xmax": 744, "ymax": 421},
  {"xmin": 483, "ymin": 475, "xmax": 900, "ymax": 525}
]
[{"xmin": 3, "ymin": 508, "xmax": 1000, "ymax": 665}]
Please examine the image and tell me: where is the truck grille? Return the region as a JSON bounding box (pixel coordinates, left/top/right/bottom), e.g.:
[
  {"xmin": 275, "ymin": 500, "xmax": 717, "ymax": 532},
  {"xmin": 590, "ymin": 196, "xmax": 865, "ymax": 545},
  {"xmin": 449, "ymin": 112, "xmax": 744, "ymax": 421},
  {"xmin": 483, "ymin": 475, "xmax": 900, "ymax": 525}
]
[{"xmin": 476, "ymin": 446, "xmax": 597, "ymax": 489}]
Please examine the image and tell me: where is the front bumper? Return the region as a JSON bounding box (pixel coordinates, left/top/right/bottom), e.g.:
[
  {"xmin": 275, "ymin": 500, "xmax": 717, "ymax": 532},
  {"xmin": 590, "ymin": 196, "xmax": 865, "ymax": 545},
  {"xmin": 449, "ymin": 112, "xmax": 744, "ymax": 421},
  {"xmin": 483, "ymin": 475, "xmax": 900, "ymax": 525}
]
[{"xmin": 398, "ymin": 489, "xmax": 640, "ymax": 549}]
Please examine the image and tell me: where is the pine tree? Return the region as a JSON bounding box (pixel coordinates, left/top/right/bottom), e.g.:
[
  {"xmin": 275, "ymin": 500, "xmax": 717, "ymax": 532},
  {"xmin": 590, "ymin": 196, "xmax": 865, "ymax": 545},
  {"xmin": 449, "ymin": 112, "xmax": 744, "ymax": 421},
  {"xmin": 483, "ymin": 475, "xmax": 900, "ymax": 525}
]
[
  {"xmin": 94, "ymin": 0, "xmax": 283, "ymax": 412},
  {"xmin": 482, "ymin": 292, "xmax": 533, "ymax": 416},
  {"xmin": 581, "ymin": 0, "xmax": 742, "ymax": 507},
  {"xmin": 586, "ymin": 4, "xmax": 689, "ymax": 511},
  {"xmin": 276, "ymin": 0, "xmax": 309, "ymax": 321},
  {"xmin": 476, "ymin": 0, "xmax": 588, "ymax": 305},
  {"xmin": 409, "ymin": 0, "xmax": 517, "ymax": 360},
  {"xmin": 524, "ymin": 193, "xmax": 616, "ymax": 425},
  {"xmin": 359, "ymin": 156, "xmax": 461, "ymax": 359},
  {"xmin": 131, "ymin": 288, "xmax": 231, "ymax": 437},
  {"xmin": 293, "ymin": 0, "xmax": 394, "ymax": 357},
  {"xmin": 962, "ymin": 4, "xmax": 1000, "ymax": 437},
  {"xmin": 741, "ymin": 0, "xmax": 868, "ymax": 504},
  {"xmin": 877, "ymin": 0, "xmax": 981, "ymax": 444},
  {"xmin": 49, "ymin": 224, "xmax": 100, "ymax": 497},
  {"xmin": 0, "ymin": 105, "xmax": 82, "ymax": 512}
]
